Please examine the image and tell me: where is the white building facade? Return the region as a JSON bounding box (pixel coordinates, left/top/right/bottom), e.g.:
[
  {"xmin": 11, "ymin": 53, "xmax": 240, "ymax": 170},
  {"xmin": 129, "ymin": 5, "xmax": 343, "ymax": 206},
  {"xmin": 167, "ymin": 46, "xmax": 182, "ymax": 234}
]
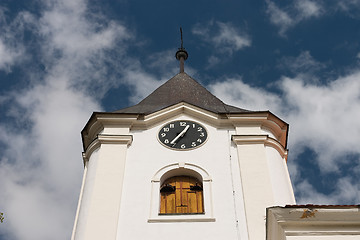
[{"xmin": 71, "ymin": 50, "xmax": 359, "ymax": 240}]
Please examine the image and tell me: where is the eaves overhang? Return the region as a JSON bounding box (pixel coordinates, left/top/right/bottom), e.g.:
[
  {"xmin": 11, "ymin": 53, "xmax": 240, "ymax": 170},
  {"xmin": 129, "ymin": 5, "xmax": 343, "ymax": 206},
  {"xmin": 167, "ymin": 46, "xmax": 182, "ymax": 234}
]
[
  {"xmin": 227, "ymin": 110, "xmax": 289, "ymax": 149},
  {"xmin": 81, "ymin": 112, "xmax": 139, "ymax": 151},
  {"xmin": 81, "ymin": 104, "xmax": 289, "ymax": 154}
]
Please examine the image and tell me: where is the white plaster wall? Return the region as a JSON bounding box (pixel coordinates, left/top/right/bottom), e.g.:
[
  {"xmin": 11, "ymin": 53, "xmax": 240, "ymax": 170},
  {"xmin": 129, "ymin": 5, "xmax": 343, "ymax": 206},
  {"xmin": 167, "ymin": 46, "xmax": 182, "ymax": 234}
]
[
  {"xmin": 235, "ymin": 125, "xmax": 276, "ymax": 139},
  {"xmin": 229, "ymin": 141, "xmax": 249, "ymax": 240},
  {"xmin": 102, "ymin": 126, "xmax": 130, "ymax": 135},
  {"xmin": 266, "ymin": 147, "xmax": 296, "ymax": 205},
  {"xmin": 235, "ymin": 125, "xmax": 262, "ymax": 135},
  {"xmin": 262, "ymin": 128, "xmax": 276, "ymax": 139},
  {"xmin": 235, "ymin": 143, "xmax": 274, "ymax": 240},
  {"xmin": 116, "ymin": 114, "xmax": 245, "ymax": 240},
  {"xmin": 233, "ymin": 125, "xmax": 294, "ymax": 240},
  {"xmin": 74, "ymin": 139, "xmax": 130, "ymax": 240},
  {"xmin": 73, "ymin": 149, "xmax": 99, "ymax": 239}
]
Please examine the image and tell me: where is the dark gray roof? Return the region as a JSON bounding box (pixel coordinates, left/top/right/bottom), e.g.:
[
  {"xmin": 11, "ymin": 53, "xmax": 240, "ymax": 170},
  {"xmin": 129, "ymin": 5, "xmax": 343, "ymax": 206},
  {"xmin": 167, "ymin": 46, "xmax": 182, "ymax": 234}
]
[{"xmin": 115, "ymin": 72, "xmax": 250, "ymax": 114}]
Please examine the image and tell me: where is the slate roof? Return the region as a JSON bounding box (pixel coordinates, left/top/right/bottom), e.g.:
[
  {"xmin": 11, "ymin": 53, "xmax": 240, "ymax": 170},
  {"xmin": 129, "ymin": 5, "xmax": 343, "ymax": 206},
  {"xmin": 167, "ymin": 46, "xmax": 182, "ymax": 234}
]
[{"xmin": 115, "ymin": 72, "xmax": 250, "ymax": 114}]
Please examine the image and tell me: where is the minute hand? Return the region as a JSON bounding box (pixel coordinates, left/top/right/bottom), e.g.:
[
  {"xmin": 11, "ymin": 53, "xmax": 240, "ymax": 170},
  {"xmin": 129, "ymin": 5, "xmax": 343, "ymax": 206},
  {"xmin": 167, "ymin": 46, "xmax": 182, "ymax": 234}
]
[{"xmin": 170, "ymin": 125, "xmax": 190, "ymax": 144}]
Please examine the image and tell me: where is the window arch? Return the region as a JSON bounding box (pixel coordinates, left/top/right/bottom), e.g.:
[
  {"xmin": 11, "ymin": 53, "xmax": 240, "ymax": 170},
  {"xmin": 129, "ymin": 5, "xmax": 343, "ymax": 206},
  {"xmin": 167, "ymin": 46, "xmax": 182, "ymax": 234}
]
[
  {"xmin": 160, "ymin": 176, "xmax": 204, "ymax": 214},
  {"xmin": 149, "ymin": 162, "xmax": 214, "ymax": 222}
]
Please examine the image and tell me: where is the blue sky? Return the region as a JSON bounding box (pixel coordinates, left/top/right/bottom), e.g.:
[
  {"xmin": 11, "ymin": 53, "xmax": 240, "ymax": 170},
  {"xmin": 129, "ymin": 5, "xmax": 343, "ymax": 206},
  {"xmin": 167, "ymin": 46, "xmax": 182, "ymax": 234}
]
[{"xmin": 1, "ymin": 0, "xmax": 360, "ymax": 239}]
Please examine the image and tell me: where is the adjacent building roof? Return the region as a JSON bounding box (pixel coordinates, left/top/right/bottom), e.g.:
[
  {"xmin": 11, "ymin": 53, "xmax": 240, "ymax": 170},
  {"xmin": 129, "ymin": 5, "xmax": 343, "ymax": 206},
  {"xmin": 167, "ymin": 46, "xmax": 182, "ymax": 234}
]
[
  {"xmin": 284, "ymin": 204, "xmax": 360, "ymax": 208},
  {"xmin": 115, "ymin": 72, "xmax": 250, "ymax": 115}
]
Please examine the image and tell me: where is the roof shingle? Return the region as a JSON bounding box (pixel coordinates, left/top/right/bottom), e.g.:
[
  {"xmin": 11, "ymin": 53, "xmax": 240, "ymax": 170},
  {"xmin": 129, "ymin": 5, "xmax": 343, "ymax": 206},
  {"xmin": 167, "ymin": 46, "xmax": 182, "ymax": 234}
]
[{"xmin": 115, "ymin": 72, "xmax": 250, "ymax": 114}]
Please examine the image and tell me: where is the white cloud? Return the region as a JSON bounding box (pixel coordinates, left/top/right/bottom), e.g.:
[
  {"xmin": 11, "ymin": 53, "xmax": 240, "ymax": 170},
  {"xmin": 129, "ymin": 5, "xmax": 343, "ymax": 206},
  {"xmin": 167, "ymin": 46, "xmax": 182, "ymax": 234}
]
[
  {"xmin": 296, "ymin": 0, "xmax": 323, "ymax": 19},
  {"xmin": 0, "ymin": 39, "xmax": 24, "ymax": 72},
  {"xmin": 0, "ymin": 0, "xmax": 137, "ymax": 239},
  {"xmin": 0, "ymin": 1, "xmax": 169, "ymax": 237},
  {"xmin": 206, "ymin": 55, "xmax": 221, "ymax": 69},
  {"xmin": 213, "ymin": 22, "xmax": 251, "ymax": 52},
  {"xmin": 192, "ymin": 21, "xmax": 251, "ymax": 55},
  {"xmin": 278, "ymin": 51, "xmax": 326, "ymax": 76},
  {"xmin": 266, "ymin": 1, "xmax": 294, "ymax": 35},
  {"xmin": 39, "ymin": 3, "xmax": 129, "ymax": 57},
  {"xmin": 211, "ymin": 71, "xmax": 360, "ymax": 171},
  {"xmin": 337, "ymin": 0, "xmax": 360, "ymax": 16},
  {"xmin": 266, "ymin": 0, "xmax": 323, "ymax": 35},
  {"xmin": 0, "ymin": 10, "xmax": 34, "ymax": 72},
  {"xmin": 121, "ymin": 65, "xmax": 165, "ymax": 104},
  {"xmin": 208, "ymin": 77, "xmax": 283, "ymax": 113},
  {"xmin": 146, "ymin": 49, "xmax": 178, "ymax": 74},
  {"xmin": 296, "ymin": 177, "xmax": 360, "ymax": 204},
  {"xmin": 281, "ymin": 72, "xmax": 360, "ymax": 172},
  {"xmin": 0, "ymin": 84, "xmax": 100, "ymax": 240},
  {"xmin": 208, "ymin": 68, "xmax": 360, "ymax": 204}
]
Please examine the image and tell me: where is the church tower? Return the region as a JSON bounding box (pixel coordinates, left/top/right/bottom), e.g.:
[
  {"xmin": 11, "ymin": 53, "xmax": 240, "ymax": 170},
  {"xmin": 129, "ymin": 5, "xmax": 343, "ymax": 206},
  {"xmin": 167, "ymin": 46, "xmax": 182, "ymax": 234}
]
[{"xmin": 71, "ymin": 41, "xmax": 295, "ymax": 240}]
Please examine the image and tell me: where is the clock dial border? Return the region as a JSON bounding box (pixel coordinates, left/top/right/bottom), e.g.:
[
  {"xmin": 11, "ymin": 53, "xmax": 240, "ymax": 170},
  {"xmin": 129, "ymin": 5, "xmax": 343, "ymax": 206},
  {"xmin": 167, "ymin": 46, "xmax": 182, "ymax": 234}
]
[{"xmin": 157, "ymin": 120, "xmax": 208, "ymax": 151}]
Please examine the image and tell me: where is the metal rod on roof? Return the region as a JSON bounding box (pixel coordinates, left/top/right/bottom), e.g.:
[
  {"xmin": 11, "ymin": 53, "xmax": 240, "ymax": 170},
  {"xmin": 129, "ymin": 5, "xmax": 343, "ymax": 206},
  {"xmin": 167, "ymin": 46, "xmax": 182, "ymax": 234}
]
[
  {"xmin": 180, "ymin": 27, "xmax": 184, "ymax": 49},
  {"xmin": 175, "ymin": 27, "xmax": 188, "ymax": 73},
  {"xmin": 179, "ymin": 56, "xmax": 185, "ymax": 73}
]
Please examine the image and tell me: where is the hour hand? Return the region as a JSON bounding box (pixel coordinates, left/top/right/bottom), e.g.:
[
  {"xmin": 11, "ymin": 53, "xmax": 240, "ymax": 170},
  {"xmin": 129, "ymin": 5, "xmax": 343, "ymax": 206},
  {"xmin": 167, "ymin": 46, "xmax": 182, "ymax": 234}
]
[{"xmin": 170, "ymin": 125, "xmax": 189, "ymax": 144}]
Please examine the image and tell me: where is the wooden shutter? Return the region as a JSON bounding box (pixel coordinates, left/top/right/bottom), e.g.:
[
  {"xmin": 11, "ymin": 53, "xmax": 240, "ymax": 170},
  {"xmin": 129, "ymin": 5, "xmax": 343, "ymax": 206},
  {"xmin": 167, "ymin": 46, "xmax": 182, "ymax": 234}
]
[{"xmin": 160, "ymin": 176, "xmax": 204, "ymax": 214}]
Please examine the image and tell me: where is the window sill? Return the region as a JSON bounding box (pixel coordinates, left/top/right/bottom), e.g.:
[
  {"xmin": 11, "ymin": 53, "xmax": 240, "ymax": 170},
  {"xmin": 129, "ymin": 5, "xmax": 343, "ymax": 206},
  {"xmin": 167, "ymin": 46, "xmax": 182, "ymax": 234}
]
[
  {"xmin": 159, "ymin": 212, "xmax": 205, "ymax": 215},
  {"xmin": 148, "ymin": 214, "xmax": 215, "ymax": 223}
]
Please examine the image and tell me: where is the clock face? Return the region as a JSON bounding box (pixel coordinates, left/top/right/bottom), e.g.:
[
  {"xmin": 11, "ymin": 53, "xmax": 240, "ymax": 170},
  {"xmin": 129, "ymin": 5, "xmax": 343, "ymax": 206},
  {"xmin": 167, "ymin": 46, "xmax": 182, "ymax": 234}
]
[{"xmin": 158, "ymin": 120, "xmax": 208, "ymax": 150}]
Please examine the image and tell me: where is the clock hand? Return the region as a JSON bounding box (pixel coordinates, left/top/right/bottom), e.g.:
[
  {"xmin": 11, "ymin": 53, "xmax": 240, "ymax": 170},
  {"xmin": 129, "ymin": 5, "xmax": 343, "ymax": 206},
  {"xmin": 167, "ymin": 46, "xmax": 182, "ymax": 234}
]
[{"xmin": 170, "ymin": 125, "xmax": 190, "ymax": 144}]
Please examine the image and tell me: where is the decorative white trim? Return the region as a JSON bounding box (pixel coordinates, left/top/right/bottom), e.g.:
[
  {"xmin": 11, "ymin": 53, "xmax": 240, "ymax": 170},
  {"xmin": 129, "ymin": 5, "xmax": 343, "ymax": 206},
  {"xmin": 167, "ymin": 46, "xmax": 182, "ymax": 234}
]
[
  {"xmin": 82, "ymin": 114, "xmax": 137, "ymax": 149},
  {"xmin": 131, "ymin": 102, "xmax": 229, "ymax": 130},
  {"xmin": 232, "ymin": 135, "xmax": 288, "ymax": 160},
  {"xmin": 228, "ymin": 112, "xmax": 288, "ymax": 148},
  {"xmin": 267, "ymin": 206, "xmax": 360, "ymax": 239},
  {"xmin": 82, "ymin": 134, "xmax": 133, "ymax": 162},
  {"xmin": 97, "ymin": 134, "xmax": 133, "ymax": 145},
  {"xmin": 148, "ymin": 162, "xmax": 214, "ymax": 223},
  {"xmin": 144, "ymin": 103, "xmax": 219, "ymax": 122},
  {"xmin": 151, "ymin": 162, "xmax": 212, "ymax": 182},
  {"xmin": 232, "ymin": 134, "xmax": 268, "ymax": 144}
]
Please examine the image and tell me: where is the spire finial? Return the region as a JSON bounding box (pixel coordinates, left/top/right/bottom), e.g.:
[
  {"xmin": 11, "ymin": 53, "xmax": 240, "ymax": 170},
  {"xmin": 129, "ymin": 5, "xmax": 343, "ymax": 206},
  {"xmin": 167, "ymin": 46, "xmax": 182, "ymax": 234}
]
[
  {"xmin": 176, "ymin": 27, "xmax": 188, "ymax": 73},
  {"xmin": 180, "ymin": 27, "xmax": 184, "ymax": 49}
]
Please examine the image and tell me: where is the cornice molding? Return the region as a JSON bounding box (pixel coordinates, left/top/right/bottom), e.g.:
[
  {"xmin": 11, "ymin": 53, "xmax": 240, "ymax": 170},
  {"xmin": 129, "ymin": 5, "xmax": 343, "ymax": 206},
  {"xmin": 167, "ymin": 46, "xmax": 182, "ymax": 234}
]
[
  {"xmin": 82, "ymin": 134, "xmax": 133, "ymax": 164},
  {"xmin": 81, "ymin": 104, "xmax": 289, "ymax": 157},
  {"xmin": 97, "ymin": 134, "xmax": 133, "ymax": 145},
  {"xmin": 228, "ymin": 112, "xmax": 288, "ymax": 148},
  {"xmin": 232, "ymin": 135, "xmax": 288, "ymax": 160},
  {"xmin": 81, "ymin": 113, "xmax": 137, "ymax": 151},
  {"xmin": 132, "ymin": 102, "xmax": 227, "ymax": 129}
]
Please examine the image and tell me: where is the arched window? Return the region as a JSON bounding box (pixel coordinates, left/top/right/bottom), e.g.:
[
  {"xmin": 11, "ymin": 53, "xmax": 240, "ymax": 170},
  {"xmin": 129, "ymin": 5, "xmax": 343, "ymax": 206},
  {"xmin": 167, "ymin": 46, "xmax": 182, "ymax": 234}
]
[{"xmin": 160, "ymin": 176, "xmax": 204, "ymax": 214}]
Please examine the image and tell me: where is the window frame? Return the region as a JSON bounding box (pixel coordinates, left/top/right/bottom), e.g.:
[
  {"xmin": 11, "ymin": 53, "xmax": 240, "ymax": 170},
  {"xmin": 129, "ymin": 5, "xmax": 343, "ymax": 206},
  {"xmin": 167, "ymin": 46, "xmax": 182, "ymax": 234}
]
[
  {"xmin": 148, "ymin": 162, "xmax": 215, "ymax": 223},
  {"xmin": 160, "ymin": 175, "xmax": 204, "ymax": 215}
]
